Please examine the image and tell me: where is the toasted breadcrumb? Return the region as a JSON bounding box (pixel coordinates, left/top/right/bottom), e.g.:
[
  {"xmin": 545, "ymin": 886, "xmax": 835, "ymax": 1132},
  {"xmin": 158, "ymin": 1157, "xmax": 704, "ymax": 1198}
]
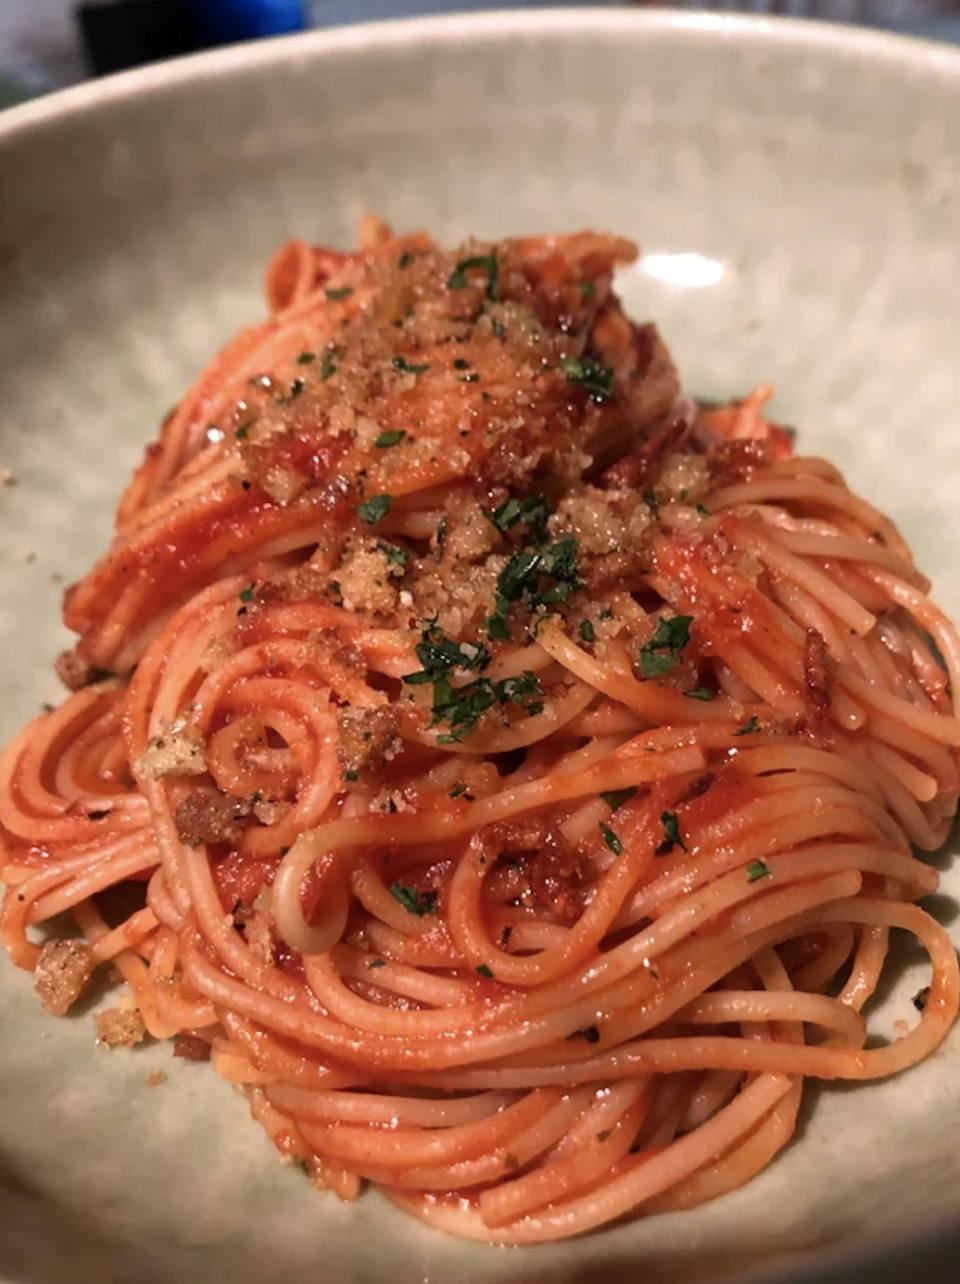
[
  {"xmin": 95, "ymin": 1006, "xmax": 146, "ymax": 1047},
  {"xmin": 336, "ymin": 538, "xmax": 399, "ymax": 616},
  {"xmin": 338, "ymin": 705, "xmax": 402, "ymax": 776},
  {"xmin": 138, "ymin": 721, "xmax": 207, "ymax": 780},
  {"xmin": 34, "ymin": 938, "xmax": 95, "ymax": 1016},
  {"xmin": 173, "ymin": 1034, "xmax": 211, "ymax": 1061}
]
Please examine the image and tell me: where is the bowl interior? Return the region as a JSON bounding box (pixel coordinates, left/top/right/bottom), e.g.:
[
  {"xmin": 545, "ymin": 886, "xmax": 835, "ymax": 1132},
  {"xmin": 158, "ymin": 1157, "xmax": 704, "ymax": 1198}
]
[{"xmin": 1, "ymin": 12, "xmax": 960, "ymax": 1284}]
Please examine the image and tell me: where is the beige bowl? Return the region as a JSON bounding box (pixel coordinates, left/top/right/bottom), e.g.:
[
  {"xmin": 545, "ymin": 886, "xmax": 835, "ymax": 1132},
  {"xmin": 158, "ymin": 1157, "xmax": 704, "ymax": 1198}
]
[{"xmin": 1, "ymin": 10, "xmax": 959, "ymax": 1284}]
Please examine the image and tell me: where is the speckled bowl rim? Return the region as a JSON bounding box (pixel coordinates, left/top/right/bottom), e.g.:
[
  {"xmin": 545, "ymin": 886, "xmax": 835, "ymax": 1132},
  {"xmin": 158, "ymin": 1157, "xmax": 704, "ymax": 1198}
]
[
  {"xmin": 2, "ymin": 7, "xmax": 960, "ymax": 146},
  {"xmin": 2, "ymin": 9, "xmax": 960, "ymax": 1284}
]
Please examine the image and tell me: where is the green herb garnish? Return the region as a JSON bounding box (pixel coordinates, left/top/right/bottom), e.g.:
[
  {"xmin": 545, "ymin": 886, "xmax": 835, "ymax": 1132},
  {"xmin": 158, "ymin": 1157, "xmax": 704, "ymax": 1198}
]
[
  {"xmin": 239, "ymin": 582, "xmax": 255, "ymax": 604},
  {"xmin": 448, "ymin": 251, "xmax": 499, "ymax": 301},
  {"xmin": 560, "ymin": 356, "xmax": 615, "ymax": 403},
  {"xmin": 392, "ymin": 356, "xmax": 430, "ymax": 375},
  {"xmin": 639, "ymin": 615, "xmax": 694, "ymax": 678},
  {"xmin": 375, "ymin": 430, "xmax": 406, "ymax": 448},
  {"xmin": 580, "ymin": 620, "xmax": 596, "ymax": 643},
  {"xmin": 599, "ymin": 823, "xmax": 623, "ymax": 856},
  {"xmin": 320, "ymin": 351, "xmax": 336, "ymax": 381},
  {"xmin": 403, "ymin": 621, "xmax": 543, "ymax": 743},
  {"xmin": 475, "ymin": 964, "xmax": 495, "ymax": 979},
  {"xmin": 380, "ymin": 543, "xmax": 408, "ymax": 569},
  {"xmin": 685, "ymin": 687, "xmax": 714, "ymax": 701},
  {"xmin": 277, "ymin": 377, "xmax": 304, "ymax": 403},
  {"xmin": 367, "ymin": 958, "xmax": 386, "ymax": 969},
  {"xmin": 356, "ymin": 494, "xmax": 392, "ymax": 526},
  {"xmin": 296, "ymin": 351, "xmax": 316, "ymax": 365},
  {"xmin": 486, "ymin": 534, "xmax": 583, "ymax": 640},
  {"xmin": 656, "ymin": 810, "xmax": 687, "ymax": 857},
  {"xmin": 746, "ymin": 860, "xmax": 771, "ymax": 883},
  {"xmin": 735, "ymin": 715, "xmax": 760, "ymax": 736},
  {"xmin": 325, "ymin": 286, "xmax": 353, "ymax": 300},
  {"xmin": 600, "ymin": 787, "xmax": 637, "ymax": 812},
  {"xmin": 389, "ymin": 883, "xmax": 438, "ymax": 916},
  {"xmin": 488, "ymin": 494, "xmax": 551, "ymax": 540}
]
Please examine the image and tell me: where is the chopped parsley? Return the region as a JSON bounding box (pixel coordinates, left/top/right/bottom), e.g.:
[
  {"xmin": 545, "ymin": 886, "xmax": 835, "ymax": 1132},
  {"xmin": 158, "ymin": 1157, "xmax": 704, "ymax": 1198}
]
[
  {"xmin": 460, "ymin": 372, "xmax": 480, "ymax": 383},
  {"xmin": 490, "ymin": 317, "xmax": 507, "ymax": 340},
  {"xmin": 344, "ymin": 767, "xmax": 359, "ymax": 782},
  {"xmin": 500, "ymin": 925, "xmax": 513, "ymax": 949},
  {"xmin": 276, "ymin": 377, "xmax": 305, "ymax": 403},
  {"xmin": 642, "ymin": 489, "xmax": 660, "ymax": 520},
  {"xmin": 656, "ymin": 810, "xmax": 687, "ymax": 857},
  {"xmin": 398, "ymin": 250, "xmax": 414, "ymax": 269},
  {"xmin": 379, "ymin": 543, "xmax": 408, "ymax": 569},
  {"xmin": 486, "ymin": 534, "xmax": 583, "ymax": 640},
  {"xmin": 436, "ymin": 516, "xmax": 447, "ymax": 546},
  {"xmin": 746, "ymin": 860, "xmax": 771, "ymax": 883},
  {"xmin": 639, "ymin": 614, "xmax": 694, "ymax": 678},
  {"xmin": 392, "ymin": 356, "xmax": 430, "ymax": 375},
  {"xmin": 238, "ymin": 582, "xmax": 256, "ymax": 604},
  {"xmin": 356, "ymin": 494, "xmax": 392, "ymax": 526},
  {"xmin": 366, "ymin": 957, "xmax": 386, "ymax": 969},
  {"xmin": 735, "ymin": 715, "xmax": 760, "ymax": 736},
  {"xmin": 324, "ymin": 286, "xmax": 353, "ymax": 300},
  {"xmin": 296, "ymin": 350, "xmax": 316, "ymax": 365},
  {"xmin": 449, "ymin": 782, "xmax": 474, "ymax": 800},
  {"xmin": 234, "ymin": 418, "xmax": 257, "ymax": 441},
  {"xmin": 320, "ymin": 351, "xmax": 337, "ymax": 381},
  {"xmin": 447, "ymin": 251, "xmax": 499, "ymax": 301},
  {"xmin": 579, "ymin": 281, "xmax": 595, "ymax": 300},
  {"xmin": 292, "ymin": 1157, "xmax": 310, "ymax": 1175},
  {"xmin": 580, "ymin": 620, "xmax": 596, "ymax": 643},
  {"xmin": 475, "ymin": 964, "xmax": 495, "ymax": 979},
  {"xmin": 402, "ymin": 621, "xmax": 543, "ymax": 743},
  {"xmin": 596, "ymin": 1129, "xmax": 611, "ymax": 1143},
  {"xmin": 389, "ymin": 883, "xmax": 438, "ymax": 916},
  {"xmin": 453, "ymin": 358, "xmax": 471, "ymax": 371},
  {"xmin": 488, "ymin": 494, "xmax": 551, "ymax": 540},
  {"xmin": 599, "ymin": 823, "xmax": 623, "ymax": 856},
  {"xmin": 685, "ymin": 687, "xmax": 714, "ymax": 701},
  {"xmin": 696, "ymin": 503, "xmax": 711, "ymax": 516},
  {"xmin": 375, "ymin": 430, "xmax": 406, "ymax": 448},
  {"xmin": 559, "ymin": 356, "xmax": 615, "ymax": 403},
  {"xmin": 600, "ymin": 786, "xmax": 637, "ymax": 812}
]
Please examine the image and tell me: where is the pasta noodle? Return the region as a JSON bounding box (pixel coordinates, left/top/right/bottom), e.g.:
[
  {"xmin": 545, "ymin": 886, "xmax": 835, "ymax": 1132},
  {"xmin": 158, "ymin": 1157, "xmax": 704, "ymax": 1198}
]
[{"xmin": 2, "ymin": 221, "xmax": 957, "ymax": 1243}]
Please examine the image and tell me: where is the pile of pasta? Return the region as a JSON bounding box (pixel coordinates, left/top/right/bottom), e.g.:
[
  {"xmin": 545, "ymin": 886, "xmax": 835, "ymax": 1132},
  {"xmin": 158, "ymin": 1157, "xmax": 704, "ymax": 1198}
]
[{"xmin": 2, "ymin": 221, "xmax": 957, "ymax": 1242}]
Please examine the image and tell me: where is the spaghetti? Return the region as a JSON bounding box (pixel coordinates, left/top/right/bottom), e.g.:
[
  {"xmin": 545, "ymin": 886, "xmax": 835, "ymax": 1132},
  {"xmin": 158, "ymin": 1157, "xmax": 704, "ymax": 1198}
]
[{"xmin": 1, "ymin": 221, "xmax": 958, "ymax": 1243}]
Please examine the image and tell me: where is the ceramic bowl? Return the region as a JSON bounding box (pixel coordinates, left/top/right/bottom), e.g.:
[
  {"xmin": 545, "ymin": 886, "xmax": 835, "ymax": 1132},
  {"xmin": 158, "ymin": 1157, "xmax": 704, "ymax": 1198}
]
[{"xmin": 1, "ymin": 10, "xmax": 959, "ymax": 1284}]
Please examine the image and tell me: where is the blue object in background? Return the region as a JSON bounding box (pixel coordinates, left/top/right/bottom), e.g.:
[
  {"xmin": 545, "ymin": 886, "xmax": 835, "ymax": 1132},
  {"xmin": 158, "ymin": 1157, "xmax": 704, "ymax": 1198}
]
[{"xmin": 192, "ymin": 0, "xmax": 307, "ymax": 44}]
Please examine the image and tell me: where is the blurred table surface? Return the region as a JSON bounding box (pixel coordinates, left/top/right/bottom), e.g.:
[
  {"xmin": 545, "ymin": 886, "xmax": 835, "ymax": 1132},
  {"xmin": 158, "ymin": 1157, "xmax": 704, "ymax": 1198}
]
[{"xmin": 2, "ymin": 0, "xmax": 959, "ymax": 107}]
